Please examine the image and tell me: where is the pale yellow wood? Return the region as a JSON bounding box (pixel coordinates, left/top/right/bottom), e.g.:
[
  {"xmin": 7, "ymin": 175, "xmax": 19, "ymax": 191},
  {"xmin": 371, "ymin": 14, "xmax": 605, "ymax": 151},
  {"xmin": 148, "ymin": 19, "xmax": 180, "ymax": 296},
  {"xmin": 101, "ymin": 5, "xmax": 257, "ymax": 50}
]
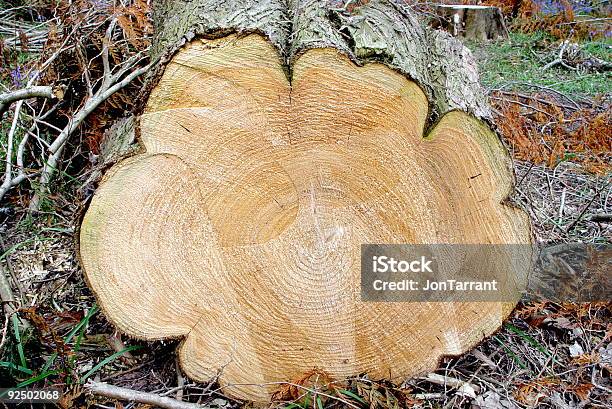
[{"xmin": 80, "ymin": 34, "xmax": 531, "ymax": 401}]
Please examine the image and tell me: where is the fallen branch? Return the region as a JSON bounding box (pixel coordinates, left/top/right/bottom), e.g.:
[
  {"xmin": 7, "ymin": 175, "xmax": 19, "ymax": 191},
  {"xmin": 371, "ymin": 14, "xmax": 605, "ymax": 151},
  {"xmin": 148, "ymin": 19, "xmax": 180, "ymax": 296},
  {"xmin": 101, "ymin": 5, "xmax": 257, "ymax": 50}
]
[
  {"xmin": 0, "ymin": 99, "xmax": 26, "ymax": 201},
  {"xmin": 28, "ymin": 58, "xmax": 154, "ymax": 211},
  {"xmin": 542, "ymin": 40, "xmax": 574, "ymax": 71},
  {"xmin": 0, "ymin": 13, "xmax": 153, "ymax": 207},
  {"xmin": 85, "ymin": 381, "xmax": 210, "ymax": 409},
  {"xmin": 0, "ymin": 86, "xmax": 61, "ymax": 117},
  {"xmin": 26, "ymin": 18, "xmax": 155, "ymax": 211},
  {"xmin": 0, "ymin": 32, "xmax": 71, "ymax": 203},
  {"xmin": 420, "ymin": 373, "xmax": 481, "ymax": 398},
  {"xmin": 542, "ymin": 40, "xmax": 611, "ymax": 73},
  {"xmin": 0, "ymin": 8, "xmax": 52, "ymax": 53}
]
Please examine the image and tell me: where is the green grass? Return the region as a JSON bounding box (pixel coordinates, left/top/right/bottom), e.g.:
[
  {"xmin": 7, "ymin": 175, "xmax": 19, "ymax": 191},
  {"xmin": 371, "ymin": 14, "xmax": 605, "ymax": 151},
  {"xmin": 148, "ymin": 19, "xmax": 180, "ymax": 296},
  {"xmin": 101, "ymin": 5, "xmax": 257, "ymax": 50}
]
[
  {"xmin": 0, "ymin": 304, "xmax": 139, "ymax": 394},
  {"xmin": 282, "ymin": 388, "xmax": 367, "ymax": 409},
  {"xmin": 505, "ymin": 323, "xmax": 552, "ymax": 358},
  {"xmin": 466, "ymin": 31, "xmax": 611, "ymax": 97},
  {"xmin": 12, "ymin": 315, "xmax": 28, "ymax": 372},
  {"xmin": 493, "ymin": 335, "xmax": 529, "ymax": 371},
  {"xmin": 80, "ymin": 344, "xmax": 142, "ymax": 383},
  {"xmin": 0, "ymin": 306, "xmax": 97, "ymax": 390}
]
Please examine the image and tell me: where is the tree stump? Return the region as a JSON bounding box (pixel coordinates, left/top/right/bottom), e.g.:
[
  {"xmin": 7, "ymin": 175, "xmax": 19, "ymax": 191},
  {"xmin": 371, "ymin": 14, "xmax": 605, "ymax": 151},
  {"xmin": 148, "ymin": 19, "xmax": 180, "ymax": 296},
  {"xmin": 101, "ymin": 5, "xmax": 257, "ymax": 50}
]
[
  {"xmin": 432, "ymin": 5, "xmax": 509, "ymax": 41},
  {"xmin": 79, "ymin": 0, "xmax": 531, "ymax": 401}
]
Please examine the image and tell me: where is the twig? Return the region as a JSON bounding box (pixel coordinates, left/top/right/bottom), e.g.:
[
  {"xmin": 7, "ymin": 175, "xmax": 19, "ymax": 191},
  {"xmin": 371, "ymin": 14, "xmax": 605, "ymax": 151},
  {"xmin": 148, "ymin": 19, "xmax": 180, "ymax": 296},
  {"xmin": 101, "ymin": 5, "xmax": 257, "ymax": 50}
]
[
  {"xmin": 557, "ymin": 17, "xmax": 612, "ymax": 25},
  {"xmin": 587, "ymin": 213, "xmax": 612, "ymax": 223},
  {"xmin": 492, "ymin": 81, "xmax": 581, "ymax": 109},
  {"xmin": 558, "ymin": 187, "xmax": 566, "ymax": 225},
  {"xmin": 516, "ymin": 162, "xmax": 535, "ymax": 188},
  {"xmin": 0, "ymin": 86, "xmax": 59, "ymax": 117},
  {"xmin": 494, "ymin": 90, "xmax": 579, "ymax": 112},
  {"xmin": 542, "ymin": 40, "xmax": 575, "ymax": 71},
  {"xmin": 100, "ymin": 360, "xmax": 151, "ymax": 382},
  {"xmin": 85, "ymin": 381, "xmax": 211, "ymax": 409},
  {"xmin": 0, "ymin": 312, "xmax": 9, "ymax": 351},
  {"xmin": 176, "ymin": 356, "xmax": 185, "ymax": 401},
  {"xmin": 0, "ymin": 100, "xmax": 24, "ymax": 200},
  {"xmin": 420, "ymin": 373, "xmax": 480, "ymax": 395},
  {"xmin": 414, "ymin": 392, "xmax": 444, "ymax": 399},
  {"xmin": 490, "ymin": 95, "xmax": 553, "ymax": 117},
  {"xmin": 0, "ymin": 35, "xmax": 69, "ymax": 203},
  {"xmin": 0, "ymin": 260, "xmax": 15, "ymax": 307},
  {"xmin": 565, "ymin": 182, "xmax": 609, "ymax": 233}
]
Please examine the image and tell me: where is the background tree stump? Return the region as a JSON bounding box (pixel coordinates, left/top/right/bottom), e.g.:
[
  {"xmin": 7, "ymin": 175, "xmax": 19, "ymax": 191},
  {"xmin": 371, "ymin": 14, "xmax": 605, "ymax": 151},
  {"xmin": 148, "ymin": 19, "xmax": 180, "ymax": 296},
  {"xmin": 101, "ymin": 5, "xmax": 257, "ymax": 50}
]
[{"xmin": 432, "ymin": 5, "xmax": 509, "ymax": 41}]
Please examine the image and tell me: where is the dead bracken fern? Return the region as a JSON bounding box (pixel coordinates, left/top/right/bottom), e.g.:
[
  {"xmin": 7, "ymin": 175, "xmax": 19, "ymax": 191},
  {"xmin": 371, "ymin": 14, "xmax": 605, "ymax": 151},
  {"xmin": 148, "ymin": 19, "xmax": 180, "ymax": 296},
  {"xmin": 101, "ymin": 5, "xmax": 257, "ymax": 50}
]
[
  {"xmin": 471, "ymin": 0, "xmax": 611, "ymax": 40},
  {"xmin": 481, "ymin": 0, "xmax": 541, "ymax": 18},
  {"xmin": 491, "ymin": 91, "xmax": 611, "ymax": 174},
  {"xmin": 507, "ymin": 0, "xmax": 609, "ymax": 40},
  {"xmin": 115, "ymin": 0, "xmax": 154, "ymax": 50}
]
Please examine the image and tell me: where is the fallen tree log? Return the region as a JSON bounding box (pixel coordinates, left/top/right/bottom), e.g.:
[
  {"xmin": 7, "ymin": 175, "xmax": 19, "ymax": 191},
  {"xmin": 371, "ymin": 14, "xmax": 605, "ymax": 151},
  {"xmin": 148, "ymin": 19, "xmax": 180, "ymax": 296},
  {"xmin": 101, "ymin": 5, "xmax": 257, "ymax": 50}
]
[{"xmin": 79, "ymin": 0, "xmax": 532, "ymax": 402}]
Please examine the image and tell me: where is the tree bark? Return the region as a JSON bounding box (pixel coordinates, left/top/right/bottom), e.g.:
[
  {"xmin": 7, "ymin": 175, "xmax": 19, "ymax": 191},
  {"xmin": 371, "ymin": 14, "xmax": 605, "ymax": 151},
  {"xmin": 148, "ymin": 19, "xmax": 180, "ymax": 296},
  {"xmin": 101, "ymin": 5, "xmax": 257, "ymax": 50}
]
[{"xmin": 149, "ymin": 0, "xmax": 492, "ymax": 122}]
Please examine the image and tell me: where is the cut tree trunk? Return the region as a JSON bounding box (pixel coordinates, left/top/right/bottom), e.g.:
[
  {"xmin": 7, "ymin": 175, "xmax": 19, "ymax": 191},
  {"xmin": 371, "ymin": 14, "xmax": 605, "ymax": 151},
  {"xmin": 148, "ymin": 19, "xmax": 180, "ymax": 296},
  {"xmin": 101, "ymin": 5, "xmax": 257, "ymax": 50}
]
[
  {"xmin": 79, "ymin": 0, "xmax": 532, "ymax": 402},
  {"xmin": 431, "ymin": 5, "xmax": 508, "ymax": 41}
]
